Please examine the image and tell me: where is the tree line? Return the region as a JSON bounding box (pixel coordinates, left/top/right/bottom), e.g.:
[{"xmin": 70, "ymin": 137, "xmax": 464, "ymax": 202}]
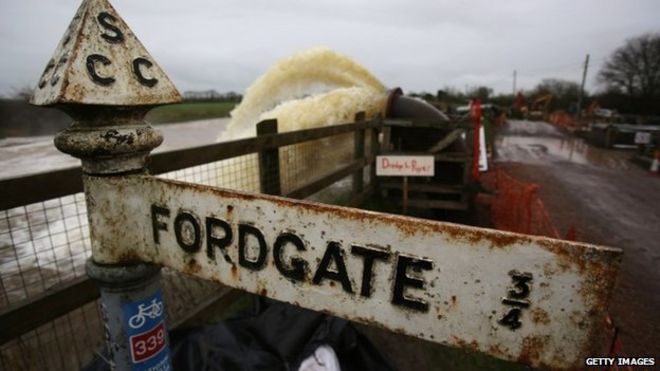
[{"xmin": 410, "ymin": 32, "xmax": 660, "ymax": 116}]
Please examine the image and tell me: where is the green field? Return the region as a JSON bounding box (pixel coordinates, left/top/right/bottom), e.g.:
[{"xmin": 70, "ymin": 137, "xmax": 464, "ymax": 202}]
[{"xmin": 146, "ymin": 101, "xmax": 237, "ymax": 124}]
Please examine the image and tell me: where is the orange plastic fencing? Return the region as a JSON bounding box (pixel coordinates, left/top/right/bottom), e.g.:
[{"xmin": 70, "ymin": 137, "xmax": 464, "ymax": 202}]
[
  {"xmin": 482, "ymin": 167, "xmax": 561, "ymax": 239},
  {"xmin": 548, "ymin": 111, "xmax": 587, "ymax": 131},
  {"xmin": 480, "ymin": 167, "xmax": 631, "ymax": 364}
]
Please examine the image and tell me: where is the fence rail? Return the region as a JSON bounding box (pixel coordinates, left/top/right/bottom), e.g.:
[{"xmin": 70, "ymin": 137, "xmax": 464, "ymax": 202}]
[{"xmin": 0, "ymin": 115, "xmax": 381, "ymax": 369}]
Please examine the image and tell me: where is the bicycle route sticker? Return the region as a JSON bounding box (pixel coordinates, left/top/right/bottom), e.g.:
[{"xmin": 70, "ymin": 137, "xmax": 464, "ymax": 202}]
[{"xmin": 122, "ymin": 290, "xmax": 172, "ymax": 371}]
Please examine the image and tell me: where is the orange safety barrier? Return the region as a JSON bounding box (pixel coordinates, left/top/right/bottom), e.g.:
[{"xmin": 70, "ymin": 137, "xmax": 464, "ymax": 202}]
[
  {"xmin": 479, "ymin": 167, "xmax": 630, "ymax": 363},
  {"xmin": 482, "ymin": 167, "xmax": 561, "ymax": 239}
]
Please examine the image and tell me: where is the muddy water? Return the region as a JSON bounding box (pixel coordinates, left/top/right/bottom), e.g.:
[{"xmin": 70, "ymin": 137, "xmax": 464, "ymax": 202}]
[
  {"xmin": 223, "ymin": 47, "xmax": 387, "ymax": 140},
  {"xmin": 495, "ymin": 120, "xmax": 660, "ymax": 357},
  {"xmin": 495, "ymin": 120, "xmax": 632, "ymax": 170},
  {"xmin": 0, "ymin": 118, "xmax": 230, "ymax": 180}
]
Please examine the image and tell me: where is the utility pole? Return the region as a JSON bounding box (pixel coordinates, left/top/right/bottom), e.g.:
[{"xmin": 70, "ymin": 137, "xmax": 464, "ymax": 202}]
[
  {"xmin": 512, "ymin": 70, "xmax": 517, "ymax": 97},
  {"xmin": 577, "ymin": 54, "xmax": 589, "ymax": 118}
]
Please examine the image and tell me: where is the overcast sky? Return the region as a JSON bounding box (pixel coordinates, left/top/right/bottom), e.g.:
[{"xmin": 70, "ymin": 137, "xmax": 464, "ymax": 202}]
[{"xmin": 1, "ymin": 0, "xmax": 658, "ymax": 98}]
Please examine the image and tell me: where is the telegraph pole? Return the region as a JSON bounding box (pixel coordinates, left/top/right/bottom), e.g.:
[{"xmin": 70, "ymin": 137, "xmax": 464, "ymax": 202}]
[
  {"xmin": 512, "ymin": 70, "xmax": 517, "ymax": 97},
  {"xmin": 577, "ymin": 54, "xmax": 589, "ymax": 118}
]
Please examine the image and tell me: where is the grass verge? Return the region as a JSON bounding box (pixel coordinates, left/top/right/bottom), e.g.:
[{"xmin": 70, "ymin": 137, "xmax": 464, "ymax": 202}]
[{"xmin": 146, "ymin": 101, "xmax": 237, "ymax": 124}]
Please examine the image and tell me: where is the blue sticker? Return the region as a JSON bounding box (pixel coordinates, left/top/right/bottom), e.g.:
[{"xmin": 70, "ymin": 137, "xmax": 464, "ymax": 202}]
[{"xmin": 122, "ymin": 289, "xmax": 172, "ymax": 371}]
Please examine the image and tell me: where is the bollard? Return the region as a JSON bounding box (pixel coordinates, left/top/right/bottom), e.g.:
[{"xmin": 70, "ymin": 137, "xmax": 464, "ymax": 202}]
[{"xmin": 30, "ymin": 0, "xmax": 181, "ymax": 369}]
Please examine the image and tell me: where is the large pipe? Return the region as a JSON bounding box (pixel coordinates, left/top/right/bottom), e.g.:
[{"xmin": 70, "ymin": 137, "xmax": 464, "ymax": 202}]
[
  {"xmin": 385, "ymin": 88, "xmax": 449, "ymax": 121},
  {"xmin": 384, "ymin": 88, "xmax": 464, "ymax": 152},
  {"xmin": 383, "ymin": 88, "xmax": 468, "ymax": 189}
]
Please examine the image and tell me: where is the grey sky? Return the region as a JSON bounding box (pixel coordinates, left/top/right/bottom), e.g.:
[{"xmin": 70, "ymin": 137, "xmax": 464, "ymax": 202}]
[{"xmin": 1, "ymin": 0, "xmax": 659, "ymax": 97}]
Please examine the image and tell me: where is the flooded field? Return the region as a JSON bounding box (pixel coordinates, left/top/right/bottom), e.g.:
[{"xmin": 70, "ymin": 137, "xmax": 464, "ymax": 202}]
[{"xmin": 0, "ymin": 118, "xmax": 230, "ymax": 180}]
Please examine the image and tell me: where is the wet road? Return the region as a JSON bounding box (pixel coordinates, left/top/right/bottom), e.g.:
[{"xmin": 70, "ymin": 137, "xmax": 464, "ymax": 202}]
[
  {"xmin": 0, "ymin": 118, "xmax": 230, "ymax": 179},
  {"xmin": 495, "ymin": 120, "xmax": 660, "ymax": 357}
]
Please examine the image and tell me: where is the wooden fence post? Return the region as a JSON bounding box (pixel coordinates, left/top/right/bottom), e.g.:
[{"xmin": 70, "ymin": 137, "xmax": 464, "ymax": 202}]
[
  {"xmin": 353, "ymin": 112, "xmax": 366, "ymax": 195},
  {"xmin": 370, "ymin": 117, "xmax": 381, "ymax": 189},
  {"xmin": 257, "ymin": 119, "xmax": 282, "ymax": 196}
]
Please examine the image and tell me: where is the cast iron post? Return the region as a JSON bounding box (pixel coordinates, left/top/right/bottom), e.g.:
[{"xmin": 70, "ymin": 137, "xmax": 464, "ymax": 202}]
[{"xmin": 30, "ymin": 0, "xmax": 181, "ymax": 369}]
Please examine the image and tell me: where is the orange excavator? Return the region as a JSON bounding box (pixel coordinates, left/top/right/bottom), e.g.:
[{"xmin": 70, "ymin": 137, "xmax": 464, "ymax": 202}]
[{"xmin": 529, "ymin": 94, "xmax": 553, "ymax": 121}]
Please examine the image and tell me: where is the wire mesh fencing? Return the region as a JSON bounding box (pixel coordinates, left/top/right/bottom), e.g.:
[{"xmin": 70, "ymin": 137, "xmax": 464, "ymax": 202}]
[
  {"xmin": 0, "ymin": 161, "xmax": 254, "ymax": 370},
  {"xmin": 279, "ymin": 132, "xmax": 354, "ymax": 195},
  {"xmin": 0, "ymin": 193, "xmax": 90, "ymax": 307},
  {"xmin": 158, "ymin": 153, "xmax": 261, "ymax": 193},
  {"xmin": 1, "ymin": 119, "xmax": 376, "ymax": 371}
]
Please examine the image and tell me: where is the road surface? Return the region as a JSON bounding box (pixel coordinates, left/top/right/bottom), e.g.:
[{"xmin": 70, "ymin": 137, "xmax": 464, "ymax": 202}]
[{"xmin": 495, "ymin": 120, "xmax": 660, "ymax": 357}]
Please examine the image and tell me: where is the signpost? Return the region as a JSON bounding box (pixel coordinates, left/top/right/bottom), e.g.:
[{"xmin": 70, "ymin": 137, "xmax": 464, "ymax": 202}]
[
  {"xmin": 33, "ymin": 1, "xmax": 622, "ymax": 370},
  {"xmin": 31, "ymin": 1, "xmax": 181, "ymax": 369},
  {"xmin": 85, "ymin": 174, "xmax": 621, "ymax": 369},
  {"xmin": 376, "ymin": 155, "xmax": 434, "ymax": 213}
]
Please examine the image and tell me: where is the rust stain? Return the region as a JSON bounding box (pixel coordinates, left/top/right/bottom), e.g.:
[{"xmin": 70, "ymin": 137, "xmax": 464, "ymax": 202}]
[
  {"xmin": 530, "ymin": 307, "xmax": 550, "ymax": 325},
  {"xmin": 185, "ymin": 258, "xmax": 202, "ymax": 274},
  {"xmin": 517, "ymin": 336, "xmax": 548, "ymax": 366},
  {"xmin": 488, "ymin": 343, "xmax": 507, "ymax": 357},
  {"xmin": 114, "ymin": 250, "xmax": 142, "ymax": 264}
]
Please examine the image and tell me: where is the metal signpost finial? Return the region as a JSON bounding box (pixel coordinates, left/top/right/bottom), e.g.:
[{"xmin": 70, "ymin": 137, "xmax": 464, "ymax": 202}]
[{"xmin": 31, "ymin": 0, "xmax": 181, "ymax": 369}]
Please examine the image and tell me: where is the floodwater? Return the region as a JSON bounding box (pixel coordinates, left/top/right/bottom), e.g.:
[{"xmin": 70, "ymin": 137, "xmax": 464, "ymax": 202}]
[
  {"xmin": 495, "ymin": 120, "xmax": 660, "ymax": 357},
  {"xmin": 0, "ymin": 118, "xmax": 229, "ymax": 306},
  {"xmin": 495, "ymin": 120, "xmax": 632, "ymax": 170},
  {"xmin": 0, "ymin": 118, "xmax": 230, "ymax": 179}
]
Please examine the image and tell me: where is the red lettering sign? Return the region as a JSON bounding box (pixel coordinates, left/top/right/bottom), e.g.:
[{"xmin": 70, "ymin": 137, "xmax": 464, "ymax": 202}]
[
  {"xmin": 377, "ymin": 156, "xmax": 434, "ymax": 176},
  {"xmin": 130, "ymin": 321, "xmax": 166, "ymax": 363}
]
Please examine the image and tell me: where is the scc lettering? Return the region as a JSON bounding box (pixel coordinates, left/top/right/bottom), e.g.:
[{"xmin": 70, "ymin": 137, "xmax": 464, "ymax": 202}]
[
  {"xmin": 151, "ymin": 205, "xmax": 433, "ymax": 312},
  {"xmin": 38, "ymin": 11, "xmax": 159, "ymax": 90},
  {"xmin": 87, "ymin": 11, "xmax": 159, "ymax": 88}
]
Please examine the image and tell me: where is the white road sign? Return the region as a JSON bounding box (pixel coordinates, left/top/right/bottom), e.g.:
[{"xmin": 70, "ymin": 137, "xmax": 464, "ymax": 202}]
[
  {"xmin": 85, "ymin": 174, "xmax": 621, "ymax": 370},
  {"xmin": 634, "ymin": 132, "xmax": 651, "ymax": 145}
]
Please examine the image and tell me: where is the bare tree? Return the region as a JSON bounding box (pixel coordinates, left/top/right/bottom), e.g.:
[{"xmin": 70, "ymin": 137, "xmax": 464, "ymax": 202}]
[{"xmin": 598, "ymin": 33, "xmax": 660, "ymax": 99}]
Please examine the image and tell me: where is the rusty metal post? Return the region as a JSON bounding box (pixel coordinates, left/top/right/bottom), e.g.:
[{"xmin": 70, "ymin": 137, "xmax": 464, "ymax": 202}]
[
  {"xmin": 353, "ymin": 112, "xmax": 366, "ymax": 195},
  {"xmin": 257, "ymin": 119, "xmax": 282, "ymax": 196},
  {"xmin": 29, "ymin": 1, "xmax": 181, "ymax": 369}
]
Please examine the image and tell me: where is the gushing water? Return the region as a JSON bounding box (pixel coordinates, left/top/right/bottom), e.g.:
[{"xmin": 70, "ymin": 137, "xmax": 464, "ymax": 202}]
[
  {"xmin": 216, "ymin": 47, "xmax": 389, "ymax": 196},
  {"xmin": 222, "ymin": 47, "xmax": 387, "ymax": 140}
]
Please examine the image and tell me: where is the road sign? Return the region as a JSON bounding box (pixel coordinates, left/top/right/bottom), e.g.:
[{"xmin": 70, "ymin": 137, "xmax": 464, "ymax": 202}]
[
  {"xmin": 85, "ymin": 174, "xmax": 621, "ymax": 370},
  {"xmin": 634, "ymin": 132, "xmax": 651, "ymax": 145},
  {"xmin": 376, "ymin": 155, "xmax": 434, "ymax": 176},
  {"xmin": 31, "ymin": 0, "xmax": 180, "ymax": 106}
]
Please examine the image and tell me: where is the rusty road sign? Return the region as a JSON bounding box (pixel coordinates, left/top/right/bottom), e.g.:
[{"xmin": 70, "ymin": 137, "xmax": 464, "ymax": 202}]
[
  {"xmin": 85, "ymin": 174, "xmax": 621, "ymax": 369},
  {"xmin": 31, "ymin": 0, "xmax": 180, "ymax": 106}
]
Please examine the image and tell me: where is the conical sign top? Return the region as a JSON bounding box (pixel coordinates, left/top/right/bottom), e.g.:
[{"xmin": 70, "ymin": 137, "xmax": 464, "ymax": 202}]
[{"xmin": 31, "ymin": 0, "xmax": 181, "ymax": 106}]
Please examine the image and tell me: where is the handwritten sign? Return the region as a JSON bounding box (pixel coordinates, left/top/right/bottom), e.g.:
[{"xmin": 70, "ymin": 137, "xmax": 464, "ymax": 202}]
[
  {"xmin": 634, "ymin": 132, "xmax": 651, "ymax": 144},
  {"xmin": 376, "ymin": 156, "xmax": 434, "ymax": 177}
]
